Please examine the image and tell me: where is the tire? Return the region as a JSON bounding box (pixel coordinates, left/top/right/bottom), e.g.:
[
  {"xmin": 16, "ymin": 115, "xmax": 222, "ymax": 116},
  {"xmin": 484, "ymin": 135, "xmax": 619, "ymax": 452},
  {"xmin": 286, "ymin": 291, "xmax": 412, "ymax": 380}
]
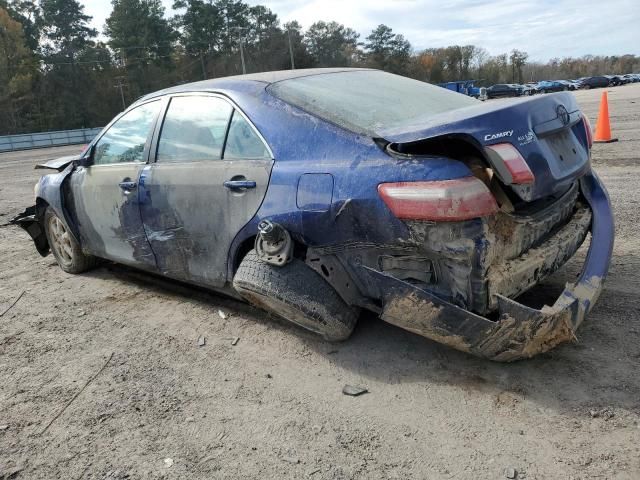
[
  {"xmin": 233, "ymin": 250, "xmax": 359, "ymax": 341},
  {"xmin": 44, "ymin": 207, "xmax": 97, "ymax": 274}
]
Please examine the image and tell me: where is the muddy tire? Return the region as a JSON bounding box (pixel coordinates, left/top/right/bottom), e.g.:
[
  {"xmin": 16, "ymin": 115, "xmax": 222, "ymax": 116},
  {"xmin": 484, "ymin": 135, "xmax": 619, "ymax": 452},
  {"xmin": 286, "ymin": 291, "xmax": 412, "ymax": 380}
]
[
  {"xmin": 44, "ymin": 207, "xmax": 97, "ymax": 274},
  {"xmin": 233, "ymin": 250, "xmax": 359, "ymax": 341}
]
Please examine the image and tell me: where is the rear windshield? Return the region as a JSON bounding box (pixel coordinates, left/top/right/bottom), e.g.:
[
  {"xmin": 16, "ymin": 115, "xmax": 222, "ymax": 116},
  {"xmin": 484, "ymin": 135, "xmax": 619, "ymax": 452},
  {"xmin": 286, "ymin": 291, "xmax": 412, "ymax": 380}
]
[{"xmin": 266, "ymin": 70, "xmax": 478, "ymax": 136}]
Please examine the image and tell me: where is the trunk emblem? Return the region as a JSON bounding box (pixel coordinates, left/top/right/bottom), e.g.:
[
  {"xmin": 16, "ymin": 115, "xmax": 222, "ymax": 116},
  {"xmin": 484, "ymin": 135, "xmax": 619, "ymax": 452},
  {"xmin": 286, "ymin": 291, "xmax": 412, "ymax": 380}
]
[
  {"xmin": 556, "ymin": 105, "xmax": 570, "ymax": 126},
  {"xmin": 484, "ymin": 130, "xmax": 513, "ymax": 141}
]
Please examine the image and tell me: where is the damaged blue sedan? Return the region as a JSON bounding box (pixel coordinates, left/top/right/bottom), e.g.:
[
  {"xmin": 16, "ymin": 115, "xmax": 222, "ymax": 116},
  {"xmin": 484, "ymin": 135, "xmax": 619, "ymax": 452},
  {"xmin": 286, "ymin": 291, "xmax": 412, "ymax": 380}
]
[{"xmin": 12, "ymin": 68, "xmax": 614, "ymax": 361}]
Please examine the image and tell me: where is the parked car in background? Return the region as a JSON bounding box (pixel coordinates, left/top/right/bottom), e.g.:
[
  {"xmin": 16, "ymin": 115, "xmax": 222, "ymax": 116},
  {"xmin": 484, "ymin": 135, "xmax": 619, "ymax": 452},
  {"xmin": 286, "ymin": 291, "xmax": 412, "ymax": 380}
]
[
  {"xmin": 11, "ymin": 68, "xmax": 614, "ymax": 361},
  {"xmin": 536, "ymin": 80, "xmax": 565, "ymax": 93},
  {"xmin": 486, "ymin": 83, "xmax": 524, "ymax": 98},
  {"xmin": 524, "ymin": 82, "xmax": 541, "ymax": 94},
  {"xmin": 437, "ymin": 80, "xmax": 487, "ymax": 100},
  {"xmin": 581, "ymin": 76, "xmax": 610, "ymax": 89},
  {"xmin": 557, "ymin": 80, "xmax": 581, "ymax": 91},
  {"xmin": 605, "ymin": 75, "xmax": 624, "ymax": 86},
  {"xmin": 520, "ymin": 84, "xmax": 537, "ymax": 96},
  {"xmin": 618, "ymin": 74, "xmax": 635, "ymax": 84}
]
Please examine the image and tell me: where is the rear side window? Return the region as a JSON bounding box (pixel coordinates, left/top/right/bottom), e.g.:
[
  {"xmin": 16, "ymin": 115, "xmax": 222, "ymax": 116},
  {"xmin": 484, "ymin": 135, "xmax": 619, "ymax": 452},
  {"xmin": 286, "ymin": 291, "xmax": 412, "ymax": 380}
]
[
  {"xmin": 267, "ymin": 70, "xmax": 478, "ymax": 136},
  {"xmin": 93, "ymin": 101, "xmax": 161, "ymax": 165},
  {"xmin": 157, "ymin": 96, "xmax": 232, "ymax": 162},
  {"xmin": 224, "ymin": 111, "xmax": 271, "ymax": 160}
]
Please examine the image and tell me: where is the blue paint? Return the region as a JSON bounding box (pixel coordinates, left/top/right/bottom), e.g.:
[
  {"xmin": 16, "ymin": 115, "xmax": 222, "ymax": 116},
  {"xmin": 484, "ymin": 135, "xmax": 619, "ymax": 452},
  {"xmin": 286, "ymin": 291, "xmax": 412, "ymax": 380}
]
[{"xmin": 296, "ymin": 173, "xmax": 334, "ymax": 212}]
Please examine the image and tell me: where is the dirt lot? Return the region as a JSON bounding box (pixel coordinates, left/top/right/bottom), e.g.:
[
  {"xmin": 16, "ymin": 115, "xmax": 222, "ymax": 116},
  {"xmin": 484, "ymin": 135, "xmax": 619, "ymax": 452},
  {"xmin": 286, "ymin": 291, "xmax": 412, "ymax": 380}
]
[{"xmin": 1, "ymin": 84, "xmax": 639, "ymax": 480}]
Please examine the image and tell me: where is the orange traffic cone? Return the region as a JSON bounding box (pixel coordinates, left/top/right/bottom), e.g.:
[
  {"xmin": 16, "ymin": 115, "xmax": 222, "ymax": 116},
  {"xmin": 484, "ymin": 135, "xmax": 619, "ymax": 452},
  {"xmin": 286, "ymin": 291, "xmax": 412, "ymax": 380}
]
[{"xmin": 593, "ymin": 91, "xmax": 618, "ymax": 143}]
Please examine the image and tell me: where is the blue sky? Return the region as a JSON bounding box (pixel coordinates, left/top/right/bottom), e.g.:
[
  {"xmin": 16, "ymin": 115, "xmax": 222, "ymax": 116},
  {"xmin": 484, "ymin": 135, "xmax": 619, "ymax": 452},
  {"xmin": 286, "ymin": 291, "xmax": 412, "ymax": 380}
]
[{"xmin": 86, "ymin": 0, "xmax": 640, "ymax": 61}]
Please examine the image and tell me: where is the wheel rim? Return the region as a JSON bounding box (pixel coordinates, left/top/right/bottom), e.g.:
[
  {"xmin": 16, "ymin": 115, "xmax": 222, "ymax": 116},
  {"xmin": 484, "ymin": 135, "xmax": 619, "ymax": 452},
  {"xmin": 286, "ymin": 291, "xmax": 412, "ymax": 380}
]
[{"xmin": 49, "ymin": 215, "xmax": 74, "ymax": 264}]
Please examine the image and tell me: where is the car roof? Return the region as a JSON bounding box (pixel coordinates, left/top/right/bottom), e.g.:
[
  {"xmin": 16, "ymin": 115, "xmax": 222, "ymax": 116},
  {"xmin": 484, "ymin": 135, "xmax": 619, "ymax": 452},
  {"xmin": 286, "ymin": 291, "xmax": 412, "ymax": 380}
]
[{"xmin": 136, "ymin": 67, "xmax": 374, "ymax": 103}]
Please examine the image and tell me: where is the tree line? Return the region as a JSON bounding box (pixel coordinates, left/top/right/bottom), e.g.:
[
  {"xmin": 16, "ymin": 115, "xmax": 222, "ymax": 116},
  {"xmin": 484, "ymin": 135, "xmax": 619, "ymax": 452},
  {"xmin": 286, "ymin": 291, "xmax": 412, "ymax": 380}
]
[{"xmin": 1, "ymin": 0, "xmax": 639, "ymax": 135}]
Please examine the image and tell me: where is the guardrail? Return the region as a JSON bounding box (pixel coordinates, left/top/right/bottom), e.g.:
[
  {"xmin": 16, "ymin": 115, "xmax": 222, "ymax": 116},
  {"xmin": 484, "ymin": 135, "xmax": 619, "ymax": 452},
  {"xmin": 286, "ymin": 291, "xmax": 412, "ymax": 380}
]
[{"xmin": 0, "ymin": 127, "xmax": 103, "ymax": 153}]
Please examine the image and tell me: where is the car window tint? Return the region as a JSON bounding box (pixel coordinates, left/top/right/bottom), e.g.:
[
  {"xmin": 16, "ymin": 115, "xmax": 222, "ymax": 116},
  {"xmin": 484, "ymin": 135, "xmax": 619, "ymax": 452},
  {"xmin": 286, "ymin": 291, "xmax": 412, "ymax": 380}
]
[
  {"xmin": 93, "ymin": 101, "xmax": 161, "ymax": 165},
  {"xmin": 223, "ymin": 111, "xmax": 270, "ymax": 160},
  {"xmin": 157, "ymin": 96, "xmax": 232, "ymax": 162}
]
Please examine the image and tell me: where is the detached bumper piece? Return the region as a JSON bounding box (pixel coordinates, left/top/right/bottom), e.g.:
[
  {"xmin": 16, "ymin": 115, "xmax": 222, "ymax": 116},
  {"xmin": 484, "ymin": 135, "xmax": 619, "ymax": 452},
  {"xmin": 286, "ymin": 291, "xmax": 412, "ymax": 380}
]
[
  {"xmin": 362, "ymin": 172, "xmax": 614, "ymax": 362},
  {"xmin": 10, "ymin": 205, "xmax": 49, "ymax": 256}
]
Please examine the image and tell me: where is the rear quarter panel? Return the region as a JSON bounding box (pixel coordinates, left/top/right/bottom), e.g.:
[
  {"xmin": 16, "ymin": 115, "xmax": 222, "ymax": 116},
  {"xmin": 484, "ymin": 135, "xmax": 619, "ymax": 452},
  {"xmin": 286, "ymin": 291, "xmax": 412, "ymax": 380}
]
[{"xmin": 227, "ymin": 90, "xmax": 473, "ymax": 276}]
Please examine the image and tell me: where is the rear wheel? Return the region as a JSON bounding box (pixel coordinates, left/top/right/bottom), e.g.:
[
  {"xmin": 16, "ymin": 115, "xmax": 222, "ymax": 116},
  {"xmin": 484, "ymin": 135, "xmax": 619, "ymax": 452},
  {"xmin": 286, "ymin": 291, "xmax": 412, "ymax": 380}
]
[
  {"xmin": 233, "ymin": 250, "xmax": 359, "ymax": 341},
  {"xmin": 44, "ymin": 207, "xmax": 97, "ymax": 274}
]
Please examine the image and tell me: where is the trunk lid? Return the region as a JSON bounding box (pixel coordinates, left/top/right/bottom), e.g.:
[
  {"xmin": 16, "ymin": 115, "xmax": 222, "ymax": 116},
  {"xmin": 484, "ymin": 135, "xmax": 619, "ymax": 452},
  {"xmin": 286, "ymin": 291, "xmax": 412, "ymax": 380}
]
[{"xmin": 378, "ymin": 92, "xmax": 591, "ymax": 202}]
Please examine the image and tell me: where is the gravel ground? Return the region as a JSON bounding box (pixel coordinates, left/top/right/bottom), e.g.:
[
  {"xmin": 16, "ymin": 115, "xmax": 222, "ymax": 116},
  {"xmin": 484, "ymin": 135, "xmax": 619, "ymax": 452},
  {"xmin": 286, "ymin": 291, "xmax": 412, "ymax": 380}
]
[{"xmin": 1, "ymin": 84, "xmax": 639, "ymax": 480}]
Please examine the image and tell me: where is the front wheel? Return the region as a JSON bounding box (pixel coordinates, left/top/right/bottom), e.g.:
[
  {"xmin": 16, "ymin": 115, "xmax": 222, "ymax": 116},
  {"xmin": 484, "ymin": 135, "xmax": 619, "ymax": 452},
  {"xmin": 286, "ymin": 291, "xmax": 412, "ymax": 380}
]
[
  {"xmin": 233, "ymin": 250, "xmax": 359, "ymax": 341},
  {"xmin": 44, "ymin": 207, "xmax": 97, "ymax": 274}
]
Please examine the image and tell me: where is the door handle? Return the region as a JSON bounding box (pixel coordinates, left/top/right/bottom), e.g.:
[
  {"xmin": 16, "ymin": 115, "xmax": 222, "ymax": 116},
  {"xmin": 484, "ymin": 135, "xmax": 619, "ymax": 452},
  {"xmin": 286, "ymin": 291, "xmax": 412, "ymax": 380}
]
[
  {"xmin": 224, "ymin": 180, "xmax": 256, "ymax": 190},
  {"xmin": 118, "ymin": 181, "xmax": 137, "ymax": 190}
]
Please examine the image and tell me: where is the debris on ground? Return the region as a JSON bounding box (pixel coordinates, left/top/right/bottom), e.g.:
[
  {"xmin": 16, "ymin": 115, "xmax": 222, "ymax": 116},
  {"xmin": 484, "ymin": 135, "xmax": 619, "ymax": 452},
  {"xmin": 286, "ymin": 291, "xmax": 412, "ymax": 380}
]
[
  {"xmin": 40, "ymin": 352, "xmax": 114, "ymax": 435},
  {"xmin": 0, "ymin": 290, "xmax": 25, "ymax": 318},
  {"xmin": 197, "ymin": 336, "xmax": 206, "ymax": 347},
  {"xmin": 231, "ymin": 337, "xmax": 239, "ymax": 346},
  {"xmin": 506, "ymin": 466, "xmax": 517, "ymax": 478},
  {"xmin": 0, "ymin": 464, "xmax": 24, "ymax": 478},
  {"xmin": 218, "ymin": 310, "xmax": 227, "ymax": 319},
  {"xmin": 590, "ymin": 407, "xmax": 615, "ymax": 420},
  {"xmin": 164, "ymin": 458, "xmax": 173, "ymax": 468},
  {"xmin": 0, "ymin": 425, "xmax": 8, "ymax": 431},
  {"xmin": 282, "ymin": 456, "xmax": 300, "ymax": 464},
  {"xmin": 342, "ymin": 385, "xmax": 368, "ymax": 396}
]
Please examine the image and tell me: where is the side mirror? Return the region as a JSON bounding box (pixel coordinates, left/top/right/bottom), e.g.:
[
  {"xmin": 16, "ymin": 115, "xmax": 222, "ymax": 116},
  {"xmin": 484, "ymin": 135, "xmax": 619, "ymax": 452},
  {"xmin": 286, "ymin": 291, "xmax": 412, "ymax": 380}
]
[{"xmin": 78, "ymin": 144, "xmax": 95, "ymax": 167}]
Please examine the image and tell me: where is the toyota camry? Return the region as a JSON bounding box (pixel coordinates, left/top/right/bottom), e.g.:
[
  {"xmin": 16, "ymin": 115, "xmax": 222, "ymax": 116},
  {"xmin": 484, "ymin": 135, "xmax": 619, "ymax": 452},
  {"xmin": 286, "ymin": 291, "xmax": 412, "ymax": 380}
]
[{"xmin": 12, "ymin": 68, "xmax": 614, "ymax": 361}]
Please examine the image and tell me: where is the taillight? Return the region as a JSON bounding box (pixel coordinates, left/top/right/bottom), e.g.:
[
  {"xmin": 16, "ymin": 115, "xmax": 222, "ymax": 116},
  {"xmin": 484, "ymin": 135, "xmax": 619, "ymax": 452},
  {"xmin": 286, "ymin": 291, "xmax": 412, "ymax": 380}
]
[
  {"xmin": 485, "ymin": 143, "xmax": 535, "ymax": 185},
  {"xmin": 581, "ymin": 113, "xmax": 593, "ymax": 148},
  {"xmin": 378, "ymin": 177, "xmax": 498, "ymax": 222}
]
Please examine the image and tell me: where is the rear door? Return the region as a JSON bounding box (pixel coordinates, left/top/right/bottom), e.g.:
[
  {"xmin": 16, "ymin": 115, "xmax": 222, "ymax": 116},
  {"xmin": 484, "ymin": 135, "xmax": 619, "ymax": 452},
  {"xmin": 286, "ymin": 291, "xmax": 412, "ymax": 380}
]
[
  {"xmin": 139, "ymin": 94, "xmax": 273, "ymax": 287},
  {"xmin": 69, "ymin": 100, "xmax": 162, "ymax": 267}
]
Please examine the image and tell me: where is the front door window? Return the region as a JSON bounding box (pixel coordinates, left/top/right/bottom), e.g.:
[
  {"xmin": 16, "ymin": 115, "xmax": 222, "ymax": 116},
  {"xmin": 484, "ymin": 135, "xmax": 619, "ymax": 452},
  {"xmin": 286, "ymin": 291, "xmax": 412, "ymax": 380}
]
[{"xmin": 94, "ymin": 101, "xmax": 161, "ymax": 165}]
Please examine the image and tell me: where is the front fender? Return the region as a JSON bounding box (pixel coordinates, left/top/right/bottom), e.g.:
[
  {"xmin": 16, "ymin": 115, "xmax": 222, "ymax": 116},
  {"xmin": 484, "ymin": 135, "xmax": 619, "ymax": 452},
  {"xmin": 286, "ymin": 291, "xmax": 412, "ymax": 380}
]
[{"xmin": 11, "ymin": 163, "xmax": 80, "ymax": 256}]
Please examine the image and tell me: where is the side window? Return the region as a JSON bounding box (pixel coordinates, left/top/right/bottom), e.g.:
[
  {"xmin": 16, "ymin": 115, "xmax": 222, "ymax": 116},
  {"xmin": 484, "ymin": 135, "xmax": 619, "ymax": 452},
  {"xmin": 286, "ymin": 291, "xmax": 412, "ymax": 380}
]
[
  {"xmin": 224, "ymin": 111, "xmax": 271, "ymax": 160},
  {"xmin": 93, "ymin": 101, "xmax": 161, "ymax": 165},
  {"xmin": 156, "ymin": 96, "xmax": 232, "ymax": 162}
]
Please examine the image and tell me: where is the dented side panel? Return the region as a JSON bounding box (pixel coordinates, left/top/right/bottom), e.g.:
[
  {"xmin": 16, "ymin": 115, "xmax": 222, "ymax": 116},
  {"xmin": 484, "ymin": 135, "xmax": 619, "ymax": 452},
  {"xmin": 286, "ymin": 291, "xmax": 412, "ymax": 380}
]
[
  {"xmin": 67, "ymin": 164, "xmax": 156, "ymax": 268},
  {"xmin": 138, "ymin": 159, "xmax": 273, "ymax": 287}
]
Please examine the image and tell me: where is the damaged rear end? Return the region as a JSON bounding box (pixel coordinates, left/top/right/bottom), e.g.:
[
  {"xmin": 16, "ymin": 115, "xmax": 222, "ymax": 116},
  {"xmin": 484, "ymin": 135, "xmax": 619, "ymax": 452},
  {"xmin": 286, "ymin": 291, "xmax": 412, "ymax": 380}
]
[{"xmin": 365, "ymin": 92, "xmax": 614, "ymax": 361}]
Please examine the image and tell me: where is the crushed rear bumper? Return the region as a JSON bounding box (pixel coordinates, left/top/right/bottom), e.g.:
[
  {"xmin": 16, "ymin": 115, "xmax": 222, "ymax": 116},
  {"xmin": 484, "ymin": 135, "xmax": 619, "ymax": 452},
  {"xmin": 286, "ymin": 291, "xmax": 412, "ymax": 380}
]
[{"xmin": 360, "ymin": 171, "xmax": 614, "ymax": 361}]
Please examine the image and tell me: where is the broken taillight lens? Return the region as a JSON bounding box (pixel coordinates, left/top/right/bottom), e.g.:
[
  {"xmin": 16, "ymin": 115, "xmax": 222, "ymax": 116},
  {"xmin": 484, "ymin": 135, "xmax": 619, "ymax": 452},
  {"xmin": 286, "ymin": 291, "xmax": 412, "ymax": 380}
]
[
  {"xmin": 485, "ymin": 143, "xmax": 535, "ymax": 185},
  {"xmin": 378, "ymin": 177, "xmax": 498, "ymax": 222},
  {"xmin": 581, "ymin": 113, "xmax": 593, "ymax": 148}
]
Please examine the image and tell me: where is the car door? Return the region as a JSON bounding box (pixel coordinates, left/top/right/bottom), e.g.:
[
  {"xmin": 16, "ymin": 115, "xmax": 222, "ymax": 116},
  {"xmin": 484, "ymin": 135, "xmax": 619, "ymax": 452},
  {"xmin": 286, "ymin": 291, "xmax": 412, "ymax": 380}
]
[
  {"xmin": 139, "ymin": 94, "xmax": 274, "ymax": 287},
  {"xmin": 68, "ymin": 99, "xmax": 162, "ymax": 268}
]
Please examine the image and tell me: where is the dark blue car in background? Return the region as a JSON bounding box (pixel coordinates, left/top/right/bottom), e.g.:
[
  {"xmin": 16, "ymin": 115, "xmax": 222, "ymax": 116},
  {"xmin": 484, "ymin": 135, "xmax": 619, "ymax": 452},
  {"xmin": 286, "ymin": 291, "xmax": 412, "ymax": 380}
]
[{"xmin": 13, "ymin": 68, "xmax": 614, "ymax": 361}]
